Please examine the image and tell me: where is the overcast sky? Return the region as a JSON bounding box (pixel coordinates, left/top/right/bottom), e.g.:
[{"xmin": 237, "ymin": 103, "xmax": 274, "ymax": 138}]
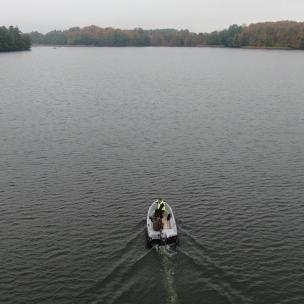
[{"xmin": 1, "ymin": 0, "xmax": 304, "ymax": 33}]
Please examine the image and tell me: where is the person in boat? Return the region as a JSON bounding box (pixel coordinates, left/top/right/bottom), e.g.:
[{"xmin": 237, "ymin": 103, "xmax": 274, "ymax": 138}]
[
  {"xmin": 154, "ymin": 199, "xmax": 166, "ymax": 218},
  {"xmin": 157, "ymin": 198, "xmax": 166, "ymax": 211},
  {"xmin": 151, "ymin": 199, "xmax": 171, "ymax": 231},
  {"xmin": 152, "ymin": 216, "xmax": 163, "ymax": 231}
]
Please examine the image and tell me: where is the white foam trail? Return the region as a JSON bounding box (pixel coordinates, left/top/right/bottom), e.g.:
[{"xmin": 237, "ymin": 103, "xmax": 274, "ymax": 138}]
[{"xmin": 155, "ymin": 245, "xmax": 179, "ymax": 304}]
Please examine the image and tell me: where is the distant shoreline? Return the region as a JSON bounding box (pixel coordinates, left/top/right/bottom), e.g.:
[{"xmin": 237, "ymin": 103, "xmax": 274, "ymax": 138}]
[
  {"xmin": 32, "ymin": 44, "xmax": 298, "ymax": 51},
  {"xmin": 29, "ymin": 21, "xmax": 304, "ymax": 50},
  {"xmin": 241, "ymin": 46, "xmax": 292, "ymax": 50}
]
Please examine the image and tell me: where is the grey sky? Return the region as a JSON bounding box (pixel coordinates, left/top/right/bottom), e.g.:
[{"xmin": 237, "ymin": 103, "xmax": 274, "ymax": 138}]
[{"xmin": 2, "ymin": 0, "xmax": 304, "ymax": 33}]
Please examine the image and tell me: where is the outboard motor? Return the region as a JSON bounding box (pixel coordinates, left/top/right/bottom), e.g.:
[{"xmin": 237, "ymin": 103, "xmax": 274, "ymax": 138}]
[{"xmin": 160, "ymin": 232, "xmax": 167, "ymax": 245}]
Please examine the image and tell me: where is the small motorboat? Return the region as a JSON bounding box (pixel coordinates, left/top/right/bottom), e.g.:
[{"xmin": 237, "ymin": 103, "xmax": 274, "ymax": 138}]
[{"xmin": 146, "ymin": 200, "xmax": 178, "ymax": 247}]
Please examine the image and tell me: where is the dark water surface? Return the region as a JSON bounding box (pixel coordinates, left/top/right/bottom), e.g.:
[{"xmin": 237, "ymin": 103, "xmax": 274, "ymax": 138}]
[{"xmin": 1, "ymin": 47, "xmax": 304, "ymax": 304}]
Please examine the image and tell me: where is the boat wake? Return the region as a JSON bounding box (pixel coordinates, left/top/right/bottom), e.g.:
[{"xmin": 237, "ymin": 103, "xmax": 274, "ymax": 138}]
[
  {"xmin": 155, "ymin": 245, "xmax": 179, "ymax": 304},
  {"xmin": 76, "ymin": 221, "xmax": 154, "ymax": 304},
  {"xmin": 177, "ymin": 224, "xmax": 252, "ymax": 304},
  {"xmin": 154, "ymin": 244, "xmax": 178, "ymax": 257}
]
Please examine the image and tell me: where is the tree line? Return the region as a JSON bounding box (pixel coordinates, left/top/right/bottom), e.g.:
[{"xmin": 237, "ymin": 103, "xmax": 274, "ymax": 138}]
[
  {"xmin": 202, "ymin": 21, "xmax": 304, "ymax": 49},
  {"xmin": 29, "ymin": 21, "xmax": 304, "ymax": 49},
  {"xmin": 30, "ymin": 27, "xmax": 200, "ymax": 47},
  {"xmin": 0, "ymin": 26, "xmax": 31, "ymax": 52}
]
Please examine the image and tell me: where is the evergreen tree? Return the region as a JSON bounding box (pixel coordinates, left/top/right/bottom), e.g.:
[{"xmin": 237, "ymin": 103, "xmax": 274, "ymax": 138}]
[{"xmin": 0, "ymin": 26, "xmax": 31, "ymax": 52}]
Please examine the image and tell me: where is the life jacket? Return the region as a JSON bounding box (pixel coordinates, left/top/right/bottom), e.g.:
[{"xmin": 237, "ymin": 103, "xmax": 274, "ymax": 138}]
[{"xmin": 157, "ymin": 200, "xmax": 166, "ymax": 212}]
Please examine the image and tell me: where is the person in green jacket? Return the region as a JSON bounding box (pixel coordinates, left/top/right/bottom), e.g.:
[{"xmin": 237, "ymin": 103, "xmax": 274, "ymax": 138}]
[{"xmin": 155, "ymin": 198, "xmax": 166, "ymax": 217}]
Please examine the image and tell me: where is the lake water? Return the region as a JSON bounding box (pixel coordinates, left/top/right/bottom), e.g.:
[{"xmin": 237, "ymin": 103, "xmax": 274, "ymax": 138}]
[{"xmin": 1, "ymin": 46, "xmax": 304, "ymax": 304}]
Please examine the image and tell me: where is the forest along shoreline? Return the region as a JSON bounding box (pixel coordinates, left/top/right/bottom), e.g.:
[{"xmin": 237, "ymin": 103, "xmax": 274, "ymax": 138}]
[
  {"xmin": 30, "ymin": 21, "xmax": 304, "ymax": 49},
  {"xmin": 2, "ymin": 20, "xmax": 304, "ymax": 52}
]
